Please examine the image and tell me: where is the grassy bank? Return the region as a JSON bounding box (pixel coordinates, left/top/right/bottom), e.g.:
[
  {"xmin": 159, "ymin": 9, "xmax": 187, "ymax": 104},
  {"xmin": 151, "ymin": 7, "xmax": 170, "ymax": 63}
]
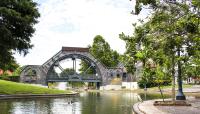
[
  {"xmin": 143, "ymin": 84, "xmax": 192, "ymax": 91},
  {"xmin": 131, "ymin": 84, "xmax": 193, "ymax": 93},
  {"xmin": 0, "ymin": 80, "xmax": 72, "ymax": 95}
]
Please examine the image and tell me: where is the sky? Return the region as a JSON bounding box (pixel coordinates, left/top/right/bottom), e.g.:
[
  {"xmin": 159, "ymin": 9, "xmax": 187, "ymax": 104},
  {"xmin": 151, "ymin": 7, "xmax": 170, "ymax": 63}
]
[{"xmin": 14, "ymin": 0, "xmax": 149, "ymax": 66}]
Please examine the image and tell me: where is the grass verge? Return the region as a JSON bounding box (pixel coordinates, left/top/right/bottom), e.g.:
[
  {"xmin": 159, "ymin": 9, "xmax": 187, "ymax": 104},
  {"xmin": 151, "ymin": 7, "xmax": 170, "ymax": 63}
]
[
  {"xmin": 0, "ymin": 80, "xmax": 72, "ymax": 95},
  {"xmin": 131, "ymin": 84, "xmax": 193, "ymax": 94}
]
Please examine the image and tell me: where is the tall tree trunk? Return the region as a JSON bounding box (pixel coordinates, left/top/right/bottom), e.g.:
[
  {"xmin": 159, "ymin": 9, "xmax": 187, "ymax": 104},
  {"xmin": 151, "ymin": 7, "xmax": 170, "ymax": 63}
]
[{"xmin": 158, "ymin": 84, "xmax": 164, "ymax": 102}]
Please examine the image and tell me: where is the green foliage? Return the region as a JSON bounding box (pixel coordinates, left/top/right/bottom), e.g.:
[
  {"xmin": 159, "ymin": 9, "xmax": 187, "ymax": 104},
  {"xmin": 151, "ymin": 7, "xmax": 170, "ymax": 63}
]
[
  {"xmin": 123, "ymin": 0, "xmax": 200, "ymax": 88},
  {"xmin": 138, "ymin": 79, "xmax": 171, "ymax": 88},
  {"xmin": 12, "ymin": 67, "xmax": 22, "ymax": 76},
  {"xmin": 0, "ymin": 76, "xmax": 10, "ymax": 80},
  {"xmin": 119, "ymin": 32, "xmax": 137, "ymax": 73},
  {"xmin": 148, "ymin": 1, "xmax": 200, "ymax": 81},
  {"xmin": 79, "ymin": 61, "xmax": 96, "ymax": 74},
  {"xmin": 0, "ymin": 75, "xmax": 19, "ymax": 82},
  {"xmin": 0, "ymin": 0, "xmax": 40, "ymax": 69},
  {"xmin": 68, "ymin": 82, "xmax": 85, "ymax": 87},
  {"xmin": 138, "ymin": 67, "xmax": 154, "ymax": 88},
  {"xmin": 90, "ymin": 35, "xmax": 120, "ymax": 67},
  {"xmin": 192, "ymin": 0, "xmax": 200, "ymax": 8},
  {"xmin": 25, "ymin": 68, "xmax": 37, "ymax": 76},
  {"xmin": 60, "ymin": 68, "xmax": 74, "ymax": 77},
  {"xmin": 0, "ymin": 58, "xmax": 19, "ymax": 71},
  {"xmin": 0, "ymin": 66, "xmax": 20, "ymax": 82},
  {"xmin": 120, "ymin": 54, "xmax": 136, "ymax": 73},
  {"xmin": 79, "ymin": 35, "xmax": 120, "ymax": 73},
  {"xmin": 182, "ymin": 59, "xmax": 200, "ymax": 80},
  {"xmin": 134, "ymin": 0, "xmax": 157, "ymax": 14},
  {"xmin": 138, "ymin": 66, "xmax": 171, "ymax": 88}
]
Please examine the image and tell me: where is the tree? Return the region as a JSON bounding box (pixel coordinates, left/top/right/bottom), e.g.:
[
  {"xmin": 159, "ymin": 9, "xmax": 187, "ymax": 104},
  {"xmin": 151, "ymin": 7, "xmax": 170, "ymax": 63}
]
[
  {"xmin": 90, "ymin": 35, "xmax": 120, "ymax": 67},
  {"xmin": 119, "ymin": 32, "xmax": 137, "ymax": 74},
  {"xmin": 0, "ymin": 0, "xmax": 40, "ymax": 69},
  {"xmin": 79, "ymin": 35, "xmax": 120, "ymax": 73},
  {"xmin": 60, "ymin": 68, "xmax": 74, "ymax": 77},
  {"xmin": 79, "ymin": 60, "xmax": 96, "ymax": 74},
  {"xmin": 12, "ymin": 66, "xmax": 22, "ymax": 76},
  {"xmin": 2, "ymin": 59, "xmax": 19, "ymax": 72},
  {"xmin": 125, "ymin": 0, "xmax": 200, "ymax": 100},
  {"xmin": 154, "ymin": 65, "xmax": 168, "ymax": 102}
]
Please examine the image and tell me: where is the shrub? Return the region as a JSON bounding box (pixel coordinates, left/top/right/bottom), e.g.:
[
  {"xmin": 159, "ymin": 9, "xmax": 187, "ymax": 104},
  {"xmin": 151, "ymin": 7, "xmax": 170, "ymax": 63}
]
[
  {"xmin": 0, "ymin": 75, "xmax": 20, "ymax": 82},
  {"xmin": 138, "ymin": 79, "xmax": 171, "ymax": 88}
]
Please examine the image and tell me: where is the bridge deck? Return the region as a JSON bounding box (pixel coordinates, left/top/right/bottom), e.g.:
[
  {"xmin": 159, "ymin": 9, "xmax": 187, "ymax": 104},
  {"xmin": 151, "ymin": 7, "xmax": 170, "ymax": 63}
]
[
  {"xmin": 62, "ymin": 47, "xmax": 89, "ymax": 52},
  {"xmin": 47, "ymin": 75, "xmax": 102, "ymax": 82},
  {"xmin": 47, "ymin": 79, "xmax": 101, "ymax": 82}
]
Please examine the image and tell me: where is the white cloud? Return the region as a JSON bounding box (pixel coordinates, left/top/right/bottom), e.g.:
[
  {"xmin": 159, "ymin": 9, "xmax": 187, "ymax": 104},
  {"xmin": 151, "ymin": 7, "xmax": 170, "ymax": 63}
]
[{"xmin": 14, "ymin": 0, "xmax": 148, "ymax": 66}]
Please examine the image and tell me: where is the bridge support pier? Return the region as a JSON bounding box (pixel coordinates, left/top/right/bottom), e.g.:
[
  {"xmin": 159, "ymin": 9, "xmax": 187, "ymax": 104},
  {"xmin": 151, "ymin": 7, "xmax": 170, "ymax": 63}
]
[
  {"xmin": 72, "ymin": 57, "xmax": 76, "ymax": 74},
  {"xmin": 97, "ymin": 82, "xmax": 100, "ymax": 89}
]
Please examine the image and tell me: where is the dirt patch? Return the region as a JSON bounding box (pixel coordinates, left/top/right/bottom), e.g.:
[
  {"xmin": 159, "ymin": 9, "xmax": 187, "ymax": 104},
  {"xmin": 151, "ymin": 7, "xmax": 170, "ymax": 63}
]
[{"xmin": 154, "ymin": 101, "xmax": 191, "ymax": 106}]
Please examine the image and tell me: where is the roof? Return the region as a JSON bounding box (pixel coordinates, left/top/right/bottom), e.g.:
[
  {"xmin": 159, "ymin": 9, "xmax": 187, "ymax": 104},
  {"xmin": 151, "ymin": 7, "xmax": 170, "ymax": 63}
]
[{"xmin": 62, "ymin": 47, "xmax": 89, "ymax": 52}]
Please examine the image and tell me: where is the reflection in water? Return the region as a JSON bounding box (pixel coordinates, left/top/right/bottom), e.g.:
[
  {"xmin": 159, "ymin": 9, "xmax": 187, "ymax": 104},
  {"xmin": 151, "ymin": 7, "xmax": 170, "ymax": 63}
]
[
  {"xmin": 0, "ymin": 98, "xmax": 80, "ymax": 114},
  {"xmin": 79, "ymin": 92, "xmax": 139, "ymax": 114},
  {"xmin": 0, "ymin": 92, "xmax": 169, "ymax": 114}
]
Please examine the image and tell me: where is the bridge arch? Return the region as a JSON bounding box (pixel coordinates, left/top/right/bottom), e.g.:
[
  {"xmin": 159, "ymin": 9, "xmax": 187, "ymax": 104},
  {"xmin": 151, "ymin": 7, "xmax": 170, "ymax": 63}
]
[
  {"xmin": 20, "ymin": 47, "xmax": 108, "ymax": 85},
  {"xmin": 50, "ymin": 53, "xmax": 100, "ymax": 71},
  {"xmin": 20, "ymin": 47, "xmax": 124, "ymax": 87},
  {"xmin": 20, "ymin": 65, "xmax": 41, "ymax": 83},
  {"xmin": 46, "ymin": 53, "xmax": 103, "ymax": 83}
]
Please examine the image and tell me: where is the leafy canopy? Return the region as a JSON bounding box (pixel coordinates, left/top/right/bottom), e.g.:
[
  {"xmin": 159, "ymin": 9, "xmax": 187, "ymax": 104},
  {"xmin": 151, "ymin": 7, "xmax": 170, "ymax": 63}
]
[
  {"xmin": 0, "ymin": 0, "xmax": 40, "ymax": 69},
  {"xmin": 79, "ymin": 35, "xmax": 120, "ymax": 73},
  {"xmin": 121, "ymin": 0, "xmax": 200, "ymax": 87}
]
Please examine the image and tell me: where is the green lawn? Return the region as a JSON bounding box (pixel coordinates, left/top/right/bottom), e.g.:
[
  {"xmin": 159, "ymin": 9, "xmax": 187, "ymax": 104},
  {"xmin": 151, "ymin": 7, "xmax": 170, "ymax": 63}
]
[
  {"xmin": 0, "ymin": 80, "xmax": 72, "ymax": 95},
  {"xmin": 148, "ymin": 84, "xmax": 193, "ymax": 90},
  {"xmin": 133, "ymin": 84, "xmax": 193, "ymax": 93}
]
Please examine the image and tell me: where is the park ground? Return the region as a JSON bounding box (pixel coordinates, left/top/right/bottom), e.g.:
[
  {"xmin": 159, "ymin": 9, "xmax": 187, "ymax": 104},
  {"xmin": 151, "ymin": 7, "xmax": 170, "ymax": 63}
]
[
  {"xmin": 0, "ymin": 80, "xmax": 73, "ymax": 95},
  {"xmin": 133, "ymin": 85, "xmax": 200, "ymax": 114}
]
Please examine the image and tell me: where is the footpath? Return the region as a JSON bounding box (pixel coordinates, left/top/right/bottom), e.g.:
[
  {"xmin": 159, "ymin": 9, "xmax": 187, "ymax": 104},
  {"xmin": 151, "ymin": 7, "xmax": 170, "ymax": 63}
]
[{"xmin": 133, "ymin": 85, "xmax": 200, "ymax": 114}]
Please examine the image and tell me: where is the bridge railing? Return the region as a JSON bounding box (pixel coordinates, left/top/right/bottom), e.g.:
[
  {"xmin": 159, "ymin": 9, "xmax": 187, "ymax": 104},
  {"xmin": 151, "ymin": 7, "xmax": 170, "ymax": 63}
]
[
  {"xmin": 42, "ymin": 50, "xmax": 62, "ymax": 67},
  {"xmin": 81, "ymin": 74, "xmax": 101, "ymax": 80}
]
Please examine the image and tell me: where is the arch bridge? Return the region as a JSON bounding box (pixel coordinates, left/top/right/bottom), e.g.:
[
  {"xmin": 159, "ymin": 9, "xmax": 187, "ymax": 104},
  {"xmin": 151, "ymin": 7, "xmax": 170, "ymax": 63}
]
[{"xmin": 20, "ymin": 47, "xmax": 125, "ymax": 86}]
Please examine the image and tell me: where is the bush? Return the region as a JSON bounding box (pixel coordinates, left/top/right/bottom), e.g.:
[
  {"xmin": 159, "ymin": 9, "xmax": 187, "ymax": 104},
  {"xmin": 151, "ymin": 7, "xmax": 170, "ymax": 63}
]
[
  {"xmin": 121, "ymin": 86, "xmax": 126, "ymax": 89},
  {"xmin": 0, "ymin": 75, "xmax": 20, "ymax": 82},
  {"xmin": 138, "ymin": 79, "xmax": 171, "ymax": 88},
  {"xmin": 138, "ymin": 67, "xmax": 171, "ymax": 88}
]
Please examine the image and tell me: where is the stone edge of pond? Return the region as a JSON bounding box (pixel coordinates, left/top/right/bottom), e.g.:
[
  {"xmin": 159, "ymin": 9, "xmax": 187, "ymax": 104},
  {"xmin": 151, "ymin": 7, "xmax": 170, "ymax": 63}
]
[
  {"xmin": 0, "ymin": 92, "xmax": 79, "ymax": 100},
  {"xmin": 133, "ymin": 102, "xmax": 146, "ymax": 114},
  {"xmin": 132, "ymin": 100, "xmax": 169, "ymax": 114}
]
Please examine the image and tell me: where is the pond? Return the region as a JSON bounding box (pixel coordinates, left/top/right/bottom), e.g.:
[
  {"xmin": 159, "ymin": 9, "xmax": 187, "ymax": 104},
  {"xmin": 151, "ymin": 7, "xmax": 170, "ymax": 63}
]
[{"xmin": 0, "ymin": 92, "xmax": 169, "ymax": 114}]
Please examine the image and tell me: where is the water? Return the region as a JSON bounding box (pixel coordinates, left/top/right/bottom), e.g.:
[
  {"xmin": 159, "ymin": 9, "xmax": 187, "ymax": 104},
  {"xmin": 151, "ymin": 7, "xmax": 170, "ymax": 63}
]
[{"xmin": 0, "ymin": 92, "xmax": 168, "ymax": 114}]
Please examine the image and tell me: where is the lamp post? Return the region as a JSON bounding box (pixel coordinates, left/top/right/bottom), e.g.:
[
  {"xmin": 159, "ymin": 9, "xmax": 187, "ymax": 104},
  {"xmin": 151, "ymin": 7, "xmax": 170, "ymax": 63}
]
[{"xmin": 176, "ymin": 47, "xmax": 186, "ymax": 100}]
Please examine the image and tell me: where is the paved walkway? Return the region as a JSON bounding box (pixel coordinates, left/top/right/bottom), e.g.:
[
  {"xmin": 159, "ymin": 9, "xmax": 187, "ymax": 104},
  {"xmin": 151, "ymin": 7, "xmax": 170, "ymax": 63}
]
[
  {"xmin": 161, "ymin": 85, "xmax": 200, "ymax": 93},
  {"xmin": 183, "ymin": 85, "xmax": 200, "ymax": 93},
  {"xmin": 133, "ymin": 85, "xmax": 200, "ymax": 114},
  {"xmin": 133, "ymin": 97, "xmax": 200, "ymax": 114},
  {"xmin": 133, "ymin": 100, "xmax": 169, "ymax": 114}
]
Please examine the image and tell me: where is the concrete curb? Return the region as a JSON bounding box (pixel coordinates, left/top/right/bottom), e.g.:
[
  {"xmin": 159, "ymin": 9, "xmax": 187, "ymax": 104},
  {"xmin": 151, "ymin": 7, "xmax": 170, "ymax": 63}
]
[
  {"xmin": 0, "ymin": 93, "xmax": 79, "ymax": 100},
  {"xmin": 133, "ymin": 100, "xmax": 169, "ymax": 114},
  {"xmin": 133, "ymin": 102, "xmax": 146, "ymax": 114}
]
